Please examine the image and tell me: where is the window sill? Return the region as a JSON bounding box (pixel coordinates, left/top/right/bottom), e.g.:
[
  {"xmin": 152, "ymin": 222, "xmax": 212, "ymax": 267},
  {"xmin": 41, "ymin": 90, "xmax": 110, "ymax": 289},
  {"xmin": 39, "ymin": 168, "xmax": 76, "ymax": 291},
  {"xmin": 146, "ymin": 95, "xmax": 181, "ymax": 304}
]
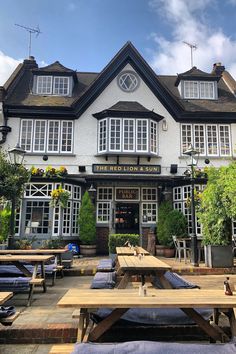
[{"xmin": 25, "ymin": 153, "xmax": 76, "ymax": 157}]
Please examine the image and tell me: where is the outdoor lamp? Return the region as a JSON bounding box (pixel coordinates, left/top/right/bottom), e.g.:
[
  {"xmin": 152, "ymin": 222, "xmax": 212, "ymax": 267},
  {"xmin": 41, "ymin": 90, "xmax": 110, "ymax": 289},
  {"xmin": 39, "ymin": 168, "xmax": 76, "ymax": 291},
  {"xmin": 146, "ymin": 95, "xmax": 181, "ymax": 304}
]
[
  {"xmin": 183, "ymin": 143, "xmax": 200, "ymax": 267},
  {"xmin": 8, "ymin": 143, "xmax": 26, "ymax": 165}
]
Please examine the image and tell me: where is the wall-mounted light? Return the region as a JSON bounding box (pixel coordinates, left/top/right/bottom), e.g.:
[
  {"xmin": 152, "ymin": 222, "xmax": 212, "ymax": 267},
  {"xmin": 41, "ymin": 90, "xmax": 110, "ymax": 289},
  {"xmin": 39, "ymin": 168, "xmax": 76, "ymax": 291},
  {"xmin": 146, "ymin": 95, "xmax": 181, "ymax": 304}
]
[{"xmin": 162, "ymin": 119, "xmax": 168, "ymax": 131}]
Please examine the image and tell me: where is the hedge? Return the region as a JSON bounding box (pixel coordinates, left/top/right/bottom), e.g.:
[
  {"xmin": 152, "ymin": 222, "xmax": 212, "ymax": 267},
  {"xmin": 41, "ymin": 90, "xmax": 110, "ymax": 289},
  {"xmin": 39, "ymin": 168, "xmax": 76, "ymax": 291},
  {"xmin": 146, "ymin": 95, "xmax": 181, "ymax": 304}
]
[{"xmin": 108, "ymin": 234, "xmax": 140, "ymax": 254}]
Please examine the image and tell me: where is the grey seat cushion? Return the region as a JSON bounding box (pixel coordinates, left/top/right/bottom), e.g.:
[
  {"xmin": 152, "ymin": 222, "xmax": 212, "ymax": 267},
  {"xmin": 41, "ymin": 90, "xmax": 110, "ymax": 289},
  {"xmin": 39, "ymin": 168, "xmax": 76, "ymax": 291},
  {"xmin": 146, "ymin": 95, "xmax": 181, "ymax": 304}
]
[
  {"xmin": 90, "ymin": 272, "xmax": 116, "ymax": 289},
  {"xmin": 92, "ymin": 307, "xmax": 212, "ymax": 326},
  {"xmin": 0, "ymin": 277, "xmax": 30, "ymax": 291},
  {"xmin": 96, "ymin": 259, "xmax": 114, "ymax": 272},
  {"xmin": 72, "ymin": 340, "xmax": 236, "ymax": 354},
  {"xmin": 0, "ymin": 264, "xmax": 35, "ymax": 276},
  {"xmin": 0, "ymin": 306, "xmax": 16, "ymax": 319},
  {"xmin": 153, "ymin": 271, "xmax": 200, "ymax": 289}
]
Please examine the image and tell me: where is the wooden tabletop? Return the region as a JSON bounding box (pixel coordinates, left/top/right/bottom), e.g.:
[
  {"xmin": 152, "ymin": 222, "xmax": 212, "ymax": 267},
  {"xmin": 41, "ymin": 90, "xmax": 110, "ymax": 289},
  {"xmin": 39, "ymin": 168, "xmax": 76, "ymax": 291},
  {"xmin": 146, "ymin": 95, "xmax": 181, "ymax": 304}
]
[
  {"xmin": 116, "ymin": 247, "xmax": 150, "ymax": 255},
  {"xmin": 0, "ymin": 249, "xmax": 67, "ymax": 255},
  {"xmin": 0, "ymin": 255, "xmax": 55, "ymax": 262},
  {"xmin": 0, "ymin": 292, "xmax": 13, "ymax": 305},
  {"xmin": 118, "ymin": 255, "xmax": 171, "ymax": 271},
  {"xmin": 58, "ymin": 288, "xmax": 236, "ymax": 308}
]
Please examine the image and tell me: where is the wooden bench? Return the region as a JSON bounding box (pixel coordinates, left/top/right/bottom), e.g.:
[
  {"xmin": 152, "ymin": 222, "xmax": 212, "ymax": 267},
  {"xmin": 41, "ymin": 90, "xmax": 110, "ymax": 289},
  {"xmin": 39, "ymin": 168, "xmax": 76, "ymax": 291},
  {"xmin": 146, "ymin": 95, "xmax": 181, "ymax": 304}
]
[{"xmin": 50, "ymin": 344, "xmax": 74, "ymax": 354}]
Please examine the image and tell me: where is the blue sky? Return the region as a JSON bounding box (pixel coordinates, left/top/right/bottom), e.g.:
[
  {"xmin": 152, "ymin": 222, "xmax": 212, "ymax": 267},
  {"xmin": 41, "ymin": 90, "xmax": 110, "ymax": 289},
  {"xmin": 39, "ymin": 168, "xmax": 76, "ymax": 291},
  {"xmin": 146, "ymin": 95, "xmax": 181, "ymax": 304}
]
[{"xmin": 1, "ymin": 0, "xmax": 236, "ymax": 84}]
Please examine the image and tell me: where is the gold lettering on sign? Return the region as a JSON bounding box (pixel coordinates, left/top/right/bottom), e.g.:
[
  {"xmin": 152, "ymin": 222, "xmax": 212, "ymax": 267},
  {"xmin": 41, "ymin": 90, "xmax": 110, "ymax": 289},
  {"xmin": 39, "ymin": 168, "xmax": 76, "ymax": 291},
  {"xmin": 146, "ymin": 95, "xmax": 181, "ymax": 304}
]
[{"xmin": 93, "ymin": 164, "xmax": 161, "ymax": 174}]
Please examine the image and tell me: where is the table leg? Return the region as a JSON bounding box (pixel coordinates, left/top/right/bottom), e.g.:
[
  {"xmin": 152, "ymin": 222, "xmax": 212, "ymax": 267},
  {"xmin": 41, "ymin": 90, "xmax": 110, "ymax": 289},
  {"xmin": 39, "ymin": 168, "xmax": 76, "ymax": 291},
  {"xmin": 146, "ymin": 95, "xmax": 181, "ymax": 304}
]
[
  {"xmin": 181, "ymin": 308, "xmax": 230, "ymax": 342},
  {"xmin": 117, "ymin": 272, "xmax": 131, "ymax": 289},
  {"xmin": 39, "ymin": 261, "xmax": 47, "ymax": 292},
  {"xmin": 88, "ymin": 308, "xmax": 129, "ymax": 342}
]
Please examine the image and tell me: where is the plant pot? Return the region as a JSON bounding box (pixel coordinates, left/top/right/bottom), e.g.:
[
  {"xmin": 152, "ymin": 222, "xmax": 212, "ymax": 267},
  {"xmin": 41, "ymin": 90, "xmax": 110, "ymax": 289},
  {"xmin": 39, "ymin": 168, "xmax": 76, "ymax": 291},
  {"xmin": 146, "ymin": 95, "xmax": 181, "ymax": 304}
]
[
  {"xmin": 204, "ymin": 245, "xmax": 233, "ymax": 268},
  {"xmin": 80, "ymin": 245, "xmax": 97, "ymax": 256},
  {"xmin": 0, "ymin": 243, "xmax": 7, "ymax": 250},
  {"xmin": 155, "ymin": 245, "xmax": 166, "ymax": 257},
  {"xmin": 163, "ymin": 247, "xmax": 175, "ymax": 258}
]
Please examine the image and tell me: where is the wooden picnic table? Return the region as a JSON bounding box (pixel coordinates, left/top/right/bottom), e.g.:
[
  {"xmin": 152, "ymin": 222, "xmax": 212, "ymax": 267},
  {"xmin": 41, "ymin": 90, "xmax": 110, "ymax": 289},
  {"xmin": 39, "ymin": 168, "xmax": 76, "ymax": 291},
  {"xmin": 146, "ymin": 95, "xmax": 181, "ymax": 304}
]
[
  {"xmin": 0, "ymin": 248, "xmax": 67, "ymax": 265},
  {"xmin": 117, "ymin": 254, "xmax": 172, "ymax": 289},
  {"xmin": 0, "ymin": 254, "xmax": 54, "ymax": 292},
  {"xmin": 57, "ymin": 288, "xmax": 236, "ymax": 343},
  {"xmin": 116, "ymin": 246, "xmax": 150, "ymax": 256},
  {"xmin": 0, "ymin": 291, "xmax": 13, "ymax": 305}
]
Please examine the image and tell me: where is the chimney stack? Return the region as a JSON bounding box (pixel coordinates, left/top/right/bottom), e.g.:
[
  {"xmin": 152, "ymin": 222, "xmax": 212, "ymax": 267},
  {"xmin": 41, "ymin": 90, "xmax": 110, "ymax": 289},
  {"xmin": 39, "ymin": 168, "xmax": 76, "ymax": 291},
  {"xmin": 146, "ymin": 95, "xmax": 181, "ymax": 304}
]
[{"xmin": 212, "ymin": 62, "xmax": 225, "ymax": 75}]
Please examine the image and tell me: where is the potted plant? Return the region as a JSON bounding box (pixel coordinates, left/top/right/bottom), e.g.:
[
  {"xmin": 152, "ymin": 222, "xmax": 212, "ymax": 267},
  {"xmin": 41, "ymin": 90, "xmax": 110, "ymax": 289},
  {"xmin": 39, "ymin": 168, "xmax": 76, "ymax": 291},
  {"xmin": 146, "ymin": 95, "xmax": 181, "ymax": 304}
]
[
  {"xmin": 157, "ymin": 201, "xmax": 188, "ymax": 257},
  {"xmin": 197, "ymin": 165, "xmax": 234, "ymax": 268},
  {"xmin": 78, "ymin": 191, "xmax": 96, "ymax": 256},
  {"xmin": 0, "ymin": 205, "xmax": 11, "ymax": 249}
]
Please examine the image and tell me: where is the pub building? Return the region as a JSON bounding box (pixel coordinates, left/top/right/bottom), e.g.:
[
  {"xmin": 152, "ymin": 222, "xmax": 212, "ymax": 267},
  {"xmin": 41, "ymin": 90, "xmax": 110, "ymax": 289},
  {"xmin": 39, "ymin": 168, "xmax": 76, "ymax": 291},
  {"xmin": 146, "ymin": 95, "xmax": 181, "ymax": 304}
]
[{"xmin": 1, "ymin": 42, "xmax": 236, "ymax": 254}]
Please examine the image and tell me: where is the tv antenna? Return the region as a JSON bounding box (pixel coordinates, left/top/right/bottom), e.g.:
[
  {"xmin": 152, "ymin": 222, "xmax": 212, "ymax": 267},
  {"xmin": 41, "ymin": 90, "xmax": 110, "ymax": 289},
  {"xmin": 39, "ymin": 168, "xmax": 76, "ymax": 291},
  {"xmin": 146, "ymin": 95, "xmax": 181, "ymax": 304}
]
[
  {"xmin": 15, "ymin": 23, "xmax": 42, "ymax": 58},
  {"xmin": 183, "ymin": 41, "xmax": 197, "ymax": 68}
]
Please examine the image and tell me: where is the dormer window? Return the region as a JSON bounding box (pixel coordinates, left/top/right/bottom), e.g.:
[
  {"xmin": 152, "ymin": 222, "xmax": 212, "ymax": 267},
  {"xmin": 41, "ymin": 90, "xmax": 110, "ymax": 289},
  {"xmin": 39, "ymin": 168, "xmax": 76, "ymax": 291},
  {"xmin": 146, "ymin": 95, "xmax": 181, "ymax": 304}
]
[
  {"xmin": 183, "ymin": 80, "xmax": 216, "ymax": 99},
  {"xmin": 35, "ymin": 76, "xmax": 70, "ymax": 96}
]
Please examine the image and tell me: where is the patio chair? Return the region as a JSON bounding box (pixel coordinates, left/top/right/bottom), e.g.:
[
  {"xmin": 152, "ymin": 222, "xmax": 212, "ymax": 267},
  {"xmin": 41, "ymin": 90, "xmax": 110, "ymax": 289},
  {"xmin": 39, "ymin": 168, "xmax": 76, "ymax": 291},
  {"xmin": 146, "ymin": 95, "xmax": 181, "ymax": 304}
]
[
  {"xmin": 172, "ymin": 235, "xmax": 191, "ymax": 263},
  {"xmin": 232, "ymin": 236, "xmax": 236, "ymax": 257}
]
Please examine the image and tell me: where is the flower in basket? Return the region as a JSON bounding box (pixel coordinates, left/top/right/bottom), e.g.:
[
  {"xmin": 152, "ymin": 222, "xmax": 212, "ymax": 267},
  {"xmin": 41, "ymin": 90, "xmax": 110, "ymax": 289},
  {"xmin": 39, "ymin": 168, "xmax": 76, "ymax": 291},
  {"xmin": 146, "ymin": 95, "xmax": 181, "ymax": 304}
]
[
  {"xmin": 30, "ymin": 166, "xmax": 44, "ymax": 176},
  {"xmin": 44, "ymin": 165, "xmax": 56, "ymax": 178},
  {"xmin": 55, "ymin": 166, "xmax": 68, "ymax": 177},
  {"xmin": 50, "ymin": 186, "xmax": 70, "ymax": 208}
]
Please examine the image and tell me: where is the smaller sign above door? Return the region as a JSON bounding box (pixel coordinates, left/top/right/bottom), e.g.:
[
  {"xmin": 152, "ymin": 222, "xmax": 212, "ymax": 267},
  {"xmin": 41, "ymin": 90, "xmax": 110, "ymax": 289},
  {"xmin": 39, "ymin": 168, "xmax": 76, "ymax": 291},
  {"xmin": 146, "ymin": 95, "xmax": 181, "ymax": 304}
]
[{"xmin": 115, "ymin": 188, "xmax": 140, "ymax": 201}]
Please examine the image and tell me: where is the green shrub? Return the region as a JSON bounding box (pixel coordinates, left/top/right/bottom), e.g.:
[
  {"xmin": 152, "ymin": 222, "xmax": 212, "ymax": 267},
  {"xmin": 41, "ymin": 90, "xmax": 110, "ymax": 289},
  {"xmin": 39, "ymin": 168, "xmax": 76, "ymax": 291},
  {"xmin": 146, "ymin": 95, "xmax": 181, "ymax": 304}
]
[
  {"xmin": 0, "ymin": 207, "xmax": 11, "ymax": 243},
  {"xmin": 78, "ymin": 191, "xmax": 96, "ymax": 245},
  {"xmin": 157, "ymin": 202, "xmax": 188, "ymax": 248},
  {"xmin": 156, "ymin": 201, "xmax": 172, "ymax": 247},
  {"xmin": 108, "ymin": 233, "xmax": 140, "ymax": 254}
]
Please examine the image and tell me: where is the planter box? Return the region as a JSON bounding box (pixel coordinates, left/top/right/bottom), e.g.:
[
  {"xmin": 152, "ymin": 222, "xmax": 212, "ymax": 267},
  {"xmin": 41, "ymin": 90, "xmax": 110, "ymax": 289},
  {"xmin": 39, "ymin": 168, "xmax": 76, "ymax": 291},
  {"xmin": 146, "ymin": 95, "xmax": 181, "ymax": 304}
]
[
  {"xmin": 204, "ymin": 245, "xmax": 233, "ymax": 268},
  {"xmin": 80, "ymin": 245, "xmax": 97, "ymax": 256}
]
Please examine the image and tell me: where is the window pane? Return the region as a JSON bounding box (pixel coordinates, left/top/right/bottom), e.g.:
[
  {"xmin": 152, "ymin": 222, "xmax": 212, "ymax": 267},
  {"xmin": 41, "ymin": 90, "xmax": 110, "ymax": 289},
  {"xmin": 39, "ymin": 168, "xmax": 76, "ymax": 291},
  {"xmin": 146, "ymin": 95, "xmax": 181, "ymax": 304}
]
[
  {"xmin": 61, "ymin": 121, "xmax": 73, "ymax": 152},
  {"xmin": 150, "ymin": 120, "xmax": 157, "ymax": 154},
  {"xmin": 21, "ymin": 120, "xmax": 33, "ymax": 151},
  {"xmin": 97, "ymin": 188, "xmax": 113, "ymax": 200},
  {"xmin": 123, "ymin": 119, "xmax": 134, "ymax": 151},
  {"xmin": 219, "ymin": 125, "xmax": 230, "ymax": 156},
  {"xmin": 54, "ymin": 77, "xmax": 69, "ymax": 95},
  {"xmin": 137, "ymin": 119, "xmax": 148, "ymax": 152},
  {"xmin": 207, "ymin": 125, "xmax": 218, "ymax": 155},
  {"xmin": 142, "ymin": 203, "xmax": 157, "ymax": 222},
  {"xmin": 194, "ymin": 124, "xmax": 205, "ymax": 155},
  {"xmin": 200, "ymin": 82, "xmax": 214, "ymax": 99},
  {"xmin": 181, "ymin": 124, "xmax": 192, "ymax": 153},
  {"xmin": 99, "ymin": 119, "xmax": 107, "ymax": 152},
  {"xmin": 34, "ymin": 120, "xmax": 46, "ymax": 152},
  {"xmin": 48, "ymin": 121, "xmax": 60, "ymax": 152},
  {"xmin": 142, "ymin": 188, "xmax": 157, "ymax": 201},
  {"xmin": 110, "ymin": 119, "xmax": 121, "ymax": 151},
  {"xmin": 24, "ymin": 201, "xmax": 50, "ymax": 235},
  {"xmin": 184, "ymin": 81, "xmax": 199, "ymax": 98},
  {"xmin": 97, "ymin": 202, "xmax": 110, "ymax": 222},
  {"xmin": 37, "ymin": 76, "xmax": 52, "ymax": 94}
]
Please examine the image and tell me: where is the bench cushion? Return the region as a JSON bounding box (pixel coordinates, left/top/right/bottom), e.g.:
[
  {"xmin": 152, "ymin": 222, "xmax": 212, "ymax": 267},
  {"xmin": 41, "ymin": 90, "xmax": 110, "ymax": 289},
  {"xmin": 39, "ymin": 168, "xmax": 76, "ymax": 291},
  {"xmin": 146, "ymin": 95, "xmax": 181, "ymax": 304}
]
[
  {"xmin": 92, "ymin": 307, "xmax": 212, "ymax": 326},
  {"xmin": 72, "ymin": 340, "xmax": 236, "ymax": 354},
  {"xmin": 0, "ymin": 265, "xmax": 35, "ymax": 276},
  {"xmin": 0, "ymin": 306, "xmax": 16, "ymax": 319},
  {"xmin": 152, "ymin": 271, "xmax": 200, "ymax": 289},
  {"xmin": 90, "ymin": 272, "xmax": 116, "ymax": 289},
  {"xmin": 96, "ymin": 259, "xmax": 114, "ymax": 272},
  {"xmin": 0, "ymin": 277, "xmax": 30, "ymax": 291}
]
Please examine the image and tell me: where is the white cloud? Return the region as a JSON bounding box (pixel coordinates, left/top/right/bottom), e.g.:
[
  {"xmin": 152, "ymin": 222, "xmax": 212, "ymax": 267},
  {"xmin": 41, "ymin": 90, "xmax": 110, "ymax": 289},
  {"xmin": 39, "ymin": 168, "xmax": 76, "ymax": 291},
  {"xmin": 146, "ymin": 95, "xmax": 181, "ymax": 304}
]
[
  {"xmin": 148, "ymin": 0, "xmax": 236, "ymax": 79},
  {"xmin": 0, "ymin": 52, "xmax": 21, "ymax": 86}
]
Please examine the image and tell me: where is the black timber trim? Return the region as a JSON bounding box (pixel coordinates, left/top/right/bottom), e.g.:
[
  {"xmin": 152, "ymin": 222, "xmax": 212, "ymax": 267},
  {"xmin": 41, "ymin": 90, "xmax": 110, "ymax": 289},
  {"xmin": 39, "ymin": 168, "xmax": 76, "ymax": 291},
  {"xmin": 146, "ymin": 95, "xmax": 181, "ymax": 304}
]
[
  {"xmin": 93, "ymin": 109, "xmax": 164, "ymax": 121},
  {"xmin": 4, "ymin": 105, "xmax": 76, "ymax": 119},
  {"xmin": 178, "ymin": 111, "xmax": 236, "ymax": 123},
  {"xmin": 72, "ymin": 42, "xmax": 184, "ymax": 119}
]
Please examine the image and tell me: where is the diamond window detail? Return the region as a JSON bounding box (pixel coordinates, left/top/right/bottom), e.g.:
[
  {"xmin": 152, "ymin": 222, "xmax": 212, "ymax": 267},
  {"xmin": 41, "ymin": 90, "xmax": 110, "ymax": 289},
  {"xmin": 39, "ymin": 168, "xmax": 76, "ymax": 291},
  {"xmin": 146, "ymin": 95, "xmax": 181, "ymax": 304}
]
[{"xmin": 117, "ymin": 71, "xmax": 139, "ymax": 92}]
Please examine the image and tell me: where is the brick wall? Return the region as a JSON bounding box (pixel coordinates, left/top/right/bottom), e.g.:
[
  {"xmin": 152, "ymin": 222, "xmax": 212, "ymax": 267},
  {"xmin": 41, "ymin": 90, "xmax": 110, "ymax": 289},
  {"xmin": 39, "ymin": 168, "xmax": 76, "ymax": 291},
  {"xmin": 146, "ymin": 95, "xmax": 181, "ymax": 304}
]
[{"xmin": 96, "ymin": 227, "xmax": 109, "ymax": 254}]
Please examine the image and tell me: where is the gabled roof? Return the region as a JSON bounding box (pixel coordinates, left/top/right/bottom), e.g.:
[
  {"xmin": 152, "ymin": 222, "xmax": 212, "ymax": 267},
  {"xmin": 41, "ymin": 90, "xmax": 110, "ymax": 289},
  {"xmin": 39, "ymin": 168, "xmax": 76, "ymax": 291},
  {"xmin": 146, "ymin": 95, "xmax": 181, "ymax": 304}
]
[
  {"xmin": 93, "ymin": 101, "xmax": 164, "ymax": 121},
  {"xmin": 72, "ymin": 41, "xmax": 184, "ymax": 118},
  {"xmin": 175, "ymin": 66, "xmax": 221, "ymax": 86}
]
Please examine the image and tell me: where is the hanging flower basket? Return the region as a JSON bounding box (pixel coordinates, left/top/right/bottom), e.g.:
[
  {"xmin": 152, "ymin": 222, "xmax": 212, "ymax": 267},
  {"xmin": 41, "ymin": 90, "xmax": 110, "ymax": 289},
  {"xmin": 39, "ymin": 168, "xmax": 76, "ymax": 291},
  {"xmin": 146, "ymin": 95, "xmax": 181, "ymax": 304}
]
[{"xmin": 50, "ymin": 186, "xmax": 70, "ymax": 208}]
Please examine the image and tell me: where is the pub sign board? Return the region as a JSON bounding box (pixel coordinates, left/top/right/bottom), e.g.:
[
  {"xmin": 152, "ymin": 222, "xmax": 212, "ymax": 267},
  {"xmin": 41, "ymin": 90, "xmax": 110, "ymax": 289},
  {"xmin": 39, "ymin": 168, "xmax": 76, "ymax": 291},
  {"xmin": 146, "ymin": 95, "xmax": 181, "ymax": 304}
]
[
  {"xmin": 92, "ymin": 164, "xmax": 161, "ymax": 174},
  {"xmin": 115, "ymin": 188, "xmax": 140, "ymax": 201}
]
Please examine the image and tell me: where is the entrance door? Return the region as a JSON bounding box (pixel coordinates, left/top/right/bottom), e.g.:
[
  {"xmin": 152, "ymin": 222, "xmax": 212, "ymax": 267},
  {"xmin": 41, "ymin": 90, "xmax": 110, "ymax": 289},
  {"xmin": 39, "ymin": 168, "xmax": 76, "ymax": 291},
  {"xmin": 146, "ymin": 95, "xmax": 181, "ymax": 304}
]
[{"xmin": 115, "ymin": 203, "xmax": 139, "ymax": 234}]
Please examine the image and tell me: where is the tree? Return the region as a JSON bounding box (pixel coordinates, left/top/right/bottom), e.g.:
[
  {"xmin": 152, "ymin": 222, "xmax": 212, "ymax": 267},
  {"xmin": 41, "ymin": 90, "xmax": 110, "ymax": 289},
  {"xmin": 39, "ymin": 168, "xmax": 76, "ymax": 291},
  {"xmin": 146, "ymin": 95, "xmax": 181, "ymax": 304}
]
[
  {"xmin": 197, "ymin": 163, "xmax": 236, "ymax": 246},
  {"xmin": 78, "ymin": 191, "xmax": 96, "ymax": 245}
]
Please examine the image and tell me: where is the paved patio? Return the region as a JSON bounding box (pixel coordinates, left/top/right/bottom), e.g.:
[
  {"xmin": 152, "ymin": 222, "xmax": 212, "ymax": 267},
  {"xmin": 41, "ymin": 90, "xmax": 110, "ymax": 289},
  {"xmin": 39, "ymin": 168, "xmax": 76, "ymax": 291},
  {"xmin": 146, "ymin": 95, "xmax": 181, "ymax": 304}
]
[{"xmin": 0, "ymin": 255, "xmax": 236, "ymax": 353}]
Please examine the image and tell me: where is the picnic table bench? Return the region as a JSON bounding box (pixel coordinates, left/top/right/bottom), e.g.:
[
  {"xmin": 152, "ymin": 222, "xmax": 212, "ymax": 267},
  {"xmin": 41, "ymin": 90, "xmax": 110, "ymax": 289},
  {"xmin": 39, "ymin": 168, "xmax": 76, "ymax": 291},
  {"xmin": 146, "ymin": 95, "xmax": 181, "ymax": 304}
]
[
  {"xmin": 0, "ymin": 291, "xmax": 20, "ymax": 325},
  {"xmin": 57, "ymin": 288, "xmax": 236, "ymax": 343}
]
